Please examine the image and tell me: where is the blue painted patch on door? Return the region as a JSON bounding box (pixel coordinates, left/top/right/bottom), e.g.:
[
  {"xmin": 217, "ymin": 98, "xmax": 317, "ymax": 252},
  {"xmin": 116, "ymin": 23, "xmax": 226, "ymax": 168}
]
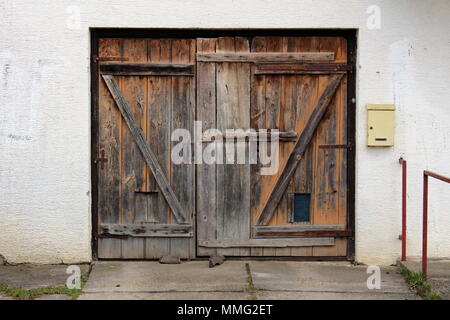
[{"xmin": 293, "ymin": 194, "xmax": 311, "ymax": 222}]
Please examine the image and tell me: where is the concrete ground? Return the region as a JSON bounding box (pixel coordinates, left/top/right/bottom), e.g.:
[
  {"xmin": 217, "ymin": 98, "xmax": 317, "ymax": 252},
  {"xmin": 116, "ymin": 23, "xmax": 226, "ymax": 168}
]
[
  {"xmin": 399, "ymin": 258, "xmax": 450, "ymax": 299},
  {"xmin": 0, "ymin": 264, "xmax": 90, "ymax": 300},
  {"xmin": 0, "ymin": 261, "xmax": 418, "ymax": 300},
  {"xmin": 0, "ymin": 264, "xmax": 90, "ymax": 290},
  {"xmin": 78, "ymin": 261, "xmax": 417, "ymax": 300}
]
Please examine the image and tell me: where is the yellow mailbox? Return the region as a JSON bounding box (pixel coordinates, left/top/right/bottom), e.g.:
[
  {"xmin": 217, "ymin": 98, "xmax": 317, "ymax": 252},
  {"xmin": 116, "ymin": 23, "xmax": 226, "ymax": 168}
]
[{"xmin": 367, "ymin": 104, "xmax": 395, "ymax": 147}]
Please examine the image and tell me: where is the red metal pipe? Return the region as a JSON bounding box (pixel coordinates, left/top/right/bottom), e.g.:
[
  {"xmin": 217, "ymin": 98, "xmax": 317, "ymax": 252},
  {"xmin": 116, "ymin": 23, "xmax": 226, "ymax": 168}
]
[
  {"xmin": 422, "ymin": 173, "xmax": 428, "ymax": 280},
  {"xmin": 400, "ymin": 159, "xmax": 407, "ymax": 261},
  {"xmin": 422, "ymin": 170, "xmax": 450, "ymax": 281},
  {"xmin": 424, "ymin": 170, "xmax": 450, "ymax": 184}
]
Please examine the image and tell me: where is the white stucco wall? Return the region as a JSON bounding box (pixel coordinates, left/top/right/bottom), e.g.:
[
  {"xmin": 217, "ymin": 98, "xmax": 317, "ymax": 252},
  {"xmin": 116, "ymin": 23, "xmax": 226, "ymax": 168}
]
[{"xmin": 1, "ymin": 0, "xmax": 449, "ymax": 264}]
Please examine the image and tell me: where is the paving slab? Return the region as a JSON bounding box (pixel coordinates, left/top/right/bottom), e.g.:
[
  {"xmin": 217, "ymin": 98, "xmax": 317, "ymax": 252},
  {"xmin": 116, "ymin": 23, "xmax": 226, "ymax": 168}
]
[
  {"xmin": 249, "ymin": 261, "xmax": 413, "ymax": 295},
  {"xmin": 79, "ymin": 291, "xmax": 252, "ymax": 300},
  {"xmin": 83, "ymin": 261, "xmax": 248, "ymax": 293},
  {"xmin": 256, "ymin": 291, "xmax": 418, "ymax": 300},
  {"xmin": 429, "ymin": 279, "xmax": 450, "ymax": 299},
  {"xmin": 399, "ymin": 258, "xmax": 450, "ymax": 299},
  {"xmin": 0, "ymin": 264, "xmax": 90, "ymax": 290},
  {"xmin": 399, "ymin": 258, "xmax": 450, "ymax": 277}
]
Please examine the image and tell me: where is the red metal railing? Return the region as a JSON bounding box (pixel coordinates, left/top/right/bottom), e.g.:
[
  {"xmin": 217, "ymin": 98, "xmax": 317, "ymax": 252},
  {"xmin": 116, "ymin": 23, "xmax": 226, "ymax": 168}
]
[
  {"xmin": 399, "ymin": 158, "xmax": 407, "ymax": 261},
  {"xmin": 422, "ymin": 170, "xmax": 450, "ymax": 280}
]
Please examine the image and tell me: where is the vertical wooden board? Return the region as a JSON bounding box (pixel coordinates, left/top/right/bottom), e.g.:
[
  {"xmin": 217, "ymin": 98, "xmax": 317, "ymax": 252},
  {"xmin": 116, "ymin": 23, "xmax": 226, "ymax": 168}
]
[
  {"xmin": 144, "ymin": 39, "xmax": 172, "ymax": 258},
  {"xmin": 337, "ymin": 76, "xmax": 348, "ymax": 227},
  {"xmin": 216, "ymin": 37, "xmax": 251, "ymax": 256},
  {"xmin": 323, "ymin": 38, "xmax": 349, "ymax": 249},
  {"xmin": 313, "ymin": 76, "xmax": 339, "ymax": 223},
  {"xmin": 250, "ymin": 37, "xmax": 267, "ymax": 256},
  {"xmin": 120, "ymin": 39, "xmax": 147, "ymax": 259},
  {"xmin": 292, "ymin": 36, "xmax": 321, "ymax": 202},
  {"xmin": 261, "ymin": 37, "xmax": 284, "ymax": 256},
  {"xmin": 234, "ymin": 37, "xmax": 252, "ymax": 257},
  {"xmin": 293, "ymin": 39, "xmax": 321, "ymax": 227},
  {"xmin": 334, "ymin": 75, "xmax": 348, "ymax": 257},
  {"xmin": 274, "ymin": 37, "xmax": 292, "ymax": 256},
  {"xmin": 312, "ymin": 38, "xmax": 347, "ymax": 257},
  {"xmin": 97, "ymin": 38, "xmax": 122, "ymax": 259},
  {"xmin": 311, "ymin": 75, "xmax": 338, "ymax": 257},
  {"xmin": 250, "ymin": 37, "xmax": 287, "ymax": 236},
  {"xmin": 196, "ymin": 38, "xmax": 218, "ymax": 257},
  {"xmin": 285, "ymin": 79, "xmax": 305, "ymax": 256},
  {"xmin": 290, "ymin": 38, "xmax": 321, "ymax": 257},
  {"xmin": 169, "ymin": 39, "xmax": 195, "ymax": 259},
  {"xmin": 317, "ymin": 37, "xmax": 347, "ymax": 63},
  {"xmin": 187, "ymin": 39, "xmax": 197, "ymax": 258},
  {"xmin": 292, "ymin": 76, "xmax": 316, "ymax": 197},
  {"xmin": 215, "ymin": 37, "xmax": 231, "ymax": 256},
  {"xmin": 289, "ymin": 76, "xmax": 316, "ymax": 257},
  {"xmin": 289, "ymin": 38, "xmax": 318, "ymax": 211}
]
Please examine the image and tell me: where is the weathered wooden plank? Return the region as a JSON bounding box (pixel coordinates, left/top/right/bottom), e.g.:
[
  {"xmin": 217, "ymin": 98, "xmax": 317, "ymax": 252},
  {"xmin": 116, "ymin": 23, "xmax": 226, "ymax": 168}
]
[
  {"xmin": 312, "ymin": 37, "xmax": 348, "ymax": 257},
  {"xmin": 318, "ymin": 37, "xmax": 348, "ymax": 64},
  {"xmin": 273, "ymin": 37, "xmax": 291, "ymax": 257},
  {"xmin": 185, "ymin": 38, "xmax": 198, "ymax": 259},
  {"xmin": 249, "ymin": 36, "xmax": 267, "ymax": 257},
  {"xmin": 198, "ymin": 238, "xmax": 335, "ymax": 248},
  {"xmin": 196, "ymin": 38, "xmax": 218, "ymax": 257},
  {"xmin": 255, "ymin": 63, "xmax": 352, "ymax": 75},
  {"xmin": 313, "ymin": 78, "xmax": 339, "ymax": 227},
  {"xmin": 120, "ymin": 39, "xmax": 147, "ymax": 259},
  {"xmin": 144, "ymin": 39, "xmax": 172, "ymax": 259},
  {"xmin": 260, "ymin": 37, "xmax": 284, "ymax": 257},
  {"xmin": 288, "ymin": 44, "xmax": 321, "ymax": 245},
  {"xmin": 329, "ymin": 38, "xmax": 348, "ymax": 258},
  {"xmin": 101, "ymin": 224, "xmax": 193, "ymax": 238},
  {"xmin": 169, "ymin": 38, "xmax": 196, "ymax": 258},
  {"xmin": 257, "ymin": 231, "xmax": 352, "ymax": 237},
  {"xmin": 197, "ymin": 52, "xmax": 335, "ymax": 63},
  {"xmin": 97, "ymin": 38, "xmax": 122, "ymax": 259},
  {"xmin": 291, "ymin": 39, "xmax": 319, "ymax": 224},
  {"xmin": 254, "ymin": 224, "xmax": 351, "ymax": 237},
  {"xmin": 100, "ymin": 62, "xmax": 194, "ymax": 76},
  {"xmin": 293, "ymin": 78, "xmax": 315, "ymax": 197},
  {"xmin": 256, "ymin": 74, "xmax": 344, "ymax": 226},
  {"xmin": 102, "ymin": 74, "xmax": 188, "ymax": 224},
  {"xmin": 216, "ymin": 37, "xmax": 251, "ymax": 256},
  {"xmin": 255, "ymin": 224, "xmax": 346, "ymax": 232},
  {"xmin": 337, "ymin": 75, "xmax": 349, "ymax": 248}
]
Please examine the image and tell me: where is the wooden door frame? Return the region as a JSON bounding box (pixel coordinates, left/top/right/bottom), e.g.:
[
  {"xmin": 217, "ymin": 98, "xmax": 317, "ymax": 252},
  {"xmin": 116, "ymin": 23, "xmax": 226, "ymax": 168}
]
[{"xmin": 90, "ymin": 28, "xmax": 357, "ymax": 261}]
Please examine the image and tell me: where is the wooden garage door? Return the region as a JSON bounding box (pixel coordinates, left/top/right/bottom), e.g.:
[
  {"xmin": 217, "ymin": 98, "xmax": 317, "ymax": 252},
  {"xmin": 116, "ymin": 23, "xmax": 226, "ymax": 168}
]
[
  {"xmin": 95, "ymin": 35, "xmax": 352, "ymax": 259},
  {"xmin": 196, "ymin": 36, "xmax": 351, "ymax": 257}
]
